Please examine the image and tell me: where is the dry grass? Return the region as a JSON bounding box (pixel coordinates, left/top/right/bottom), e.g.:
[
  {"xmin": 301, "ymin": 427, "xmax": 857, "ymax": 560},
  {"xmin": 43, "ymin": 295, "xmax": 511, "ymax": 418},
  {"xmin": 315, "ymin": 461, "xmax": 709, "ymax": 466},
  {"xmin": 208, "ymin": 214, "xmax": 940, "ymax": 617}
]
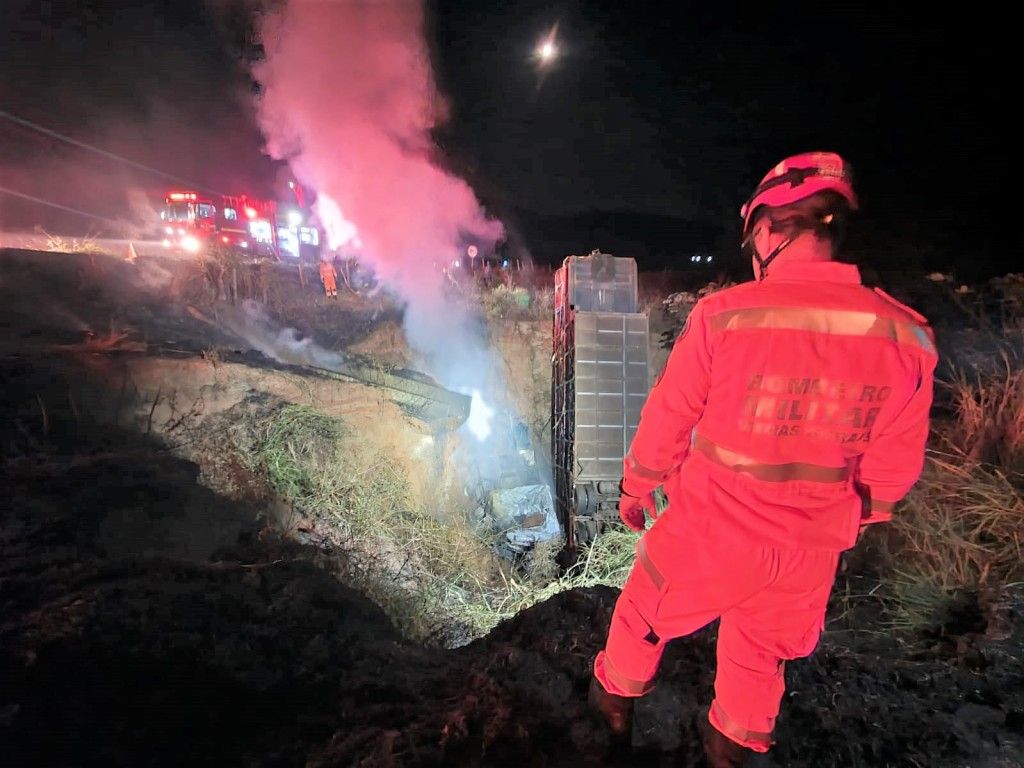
[
  {"xmin": 242, "ymin": 403, "xmax": 502, "ymax": 644},
  {"xmin": 879, "ymin": 450, "xmax": 1024, "ymax": 630},
  {"xmin": 37, "ymin": 227, "xmax": 104, "ymax": 255},
  {"xmin": 239, "ymin": 402, "xmax": 645, "ymax": 644},
  {"xmin": 171, "ymin": 244, "xmax": 276, "ymax": 306},
  {"xmin": 455, "ymin": 526, "xmax": 640, "ymax": 632},
  {"xmin": 864, "ymin": 345, "xmax": 1024, "ymax": 634},
  {"xmin": 945, "ymin": 354, "xmax": 1024, "ymax": 474},
  {"xmin": 479, "ymin": 284, "xmax": 548, "ymax": 321}
]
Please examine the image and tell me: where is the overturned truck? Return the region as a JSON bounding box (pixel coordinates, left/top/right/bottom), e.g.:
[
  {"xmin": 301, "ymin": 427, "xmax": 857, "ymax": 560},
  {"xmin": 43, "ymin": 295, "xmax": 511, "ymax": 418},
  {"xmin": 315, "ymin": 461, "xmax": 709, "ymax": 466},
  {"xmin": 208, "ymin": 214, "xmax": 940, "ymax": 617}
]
[{"xmin": 552, "ymin": 251, "xmax": 650, "ymax": 549}]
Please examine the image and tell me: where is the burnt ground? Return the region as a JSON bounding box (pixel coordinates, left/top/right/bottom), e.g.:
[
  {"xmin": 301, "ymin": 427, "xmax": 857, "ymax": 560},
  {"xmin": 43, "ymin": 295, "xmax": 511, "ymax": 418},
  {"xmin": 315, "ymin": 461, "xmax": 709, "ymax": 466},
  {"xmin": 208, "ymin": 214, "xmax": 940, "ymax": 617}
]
[{"xmin": 1, "ymin": 248, "xmax": 1023, "ymax": 767}]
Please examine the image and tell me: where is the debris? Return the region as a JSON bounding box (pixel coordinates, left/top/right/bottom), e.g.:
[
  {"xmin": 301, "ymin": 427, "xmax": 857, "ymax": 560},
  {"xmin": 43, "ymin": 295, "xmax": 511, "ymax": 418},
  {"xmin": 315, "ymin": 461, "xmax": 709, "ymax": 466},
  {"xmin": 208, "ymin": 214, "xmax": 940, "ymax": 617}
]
[
  {"xmin": 479, "ymin": 484, "xmax": 561, "ymax": 557},
  {"xmin": 185, "ymin": 304, "xmax": 214, "ymax": 324},
  {"xmin": 50, "ymin": 330, "xmax": 147, "ymax": 354}
]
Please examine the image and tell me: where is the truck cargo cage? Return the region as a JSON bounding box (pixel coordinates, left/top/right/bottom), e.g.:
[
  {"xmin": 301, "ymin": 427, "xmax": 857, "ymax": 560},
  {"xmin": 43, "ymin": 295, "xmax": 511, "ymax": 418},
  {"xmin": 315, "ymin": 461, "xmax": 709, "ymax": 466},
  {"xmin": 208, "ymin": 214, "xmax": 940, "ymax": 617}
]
[{"xmin": 552, "ymin": 250, "xmax": 650, "ymax": 550}]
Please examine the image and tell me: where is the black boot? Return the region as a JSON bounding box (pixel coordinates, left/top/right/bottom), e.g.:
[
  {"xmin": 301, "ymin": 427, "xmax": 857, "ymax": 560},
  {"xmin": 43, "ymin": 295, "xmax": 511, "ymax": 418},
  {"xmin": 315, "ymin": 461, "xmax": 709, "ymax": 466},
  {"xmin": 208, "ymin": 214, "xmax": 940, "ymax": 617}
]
[
  {"xmin": 588, "ymin": 677, "xmax": 633, "ymax": 742},
  {"xmin": 700, "ymin": 716, "xmax": 757, "ymax": 768}
]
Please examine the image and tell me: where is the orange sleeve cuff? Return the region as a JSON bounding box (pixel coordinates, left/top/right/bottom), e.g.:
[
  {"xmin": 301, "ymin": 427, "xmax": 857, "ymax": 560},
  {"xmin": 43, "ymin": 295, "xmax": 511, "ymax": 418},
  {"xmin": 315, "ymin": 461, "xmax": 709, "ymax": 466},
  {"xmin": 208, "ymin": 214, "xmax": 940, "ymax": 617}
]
[
  {"xmin": 622, "ymin": 453, "xmax": 668, "ymax": 497},
  {"xmin": 861, "ymin": 498, "xmax": 896, "ymax": 525}
]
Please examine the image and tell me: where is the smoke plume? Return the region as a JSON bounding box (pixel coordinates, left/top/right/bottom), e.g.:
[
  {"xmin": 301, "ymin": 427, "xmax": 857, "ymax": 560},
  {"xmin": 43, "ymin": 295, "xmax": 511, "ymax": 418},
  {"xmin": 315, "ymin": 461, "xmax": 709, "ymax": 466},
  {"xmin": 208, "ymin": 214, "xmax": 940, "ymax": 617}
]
[{"xmin": 253, "ymin": 1, "xmax": 506, "ymax": 435}]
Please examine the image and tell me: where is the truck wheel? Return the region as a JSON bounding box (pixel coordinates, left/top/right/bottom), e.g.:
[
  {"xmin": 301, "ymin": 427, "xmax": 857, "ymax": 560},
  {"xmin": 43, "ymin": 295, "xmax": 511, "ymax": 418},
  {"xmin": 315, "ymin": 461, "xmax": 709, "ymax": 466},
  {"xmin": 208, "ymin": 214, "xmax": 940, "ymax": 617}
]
[
  {"xmin": 572, "ymin": 484, "xmax": 599, "ymax": 546},
  {"xmin": 574, "ymin": 517, "xmax": 599, "ymax": 546}
]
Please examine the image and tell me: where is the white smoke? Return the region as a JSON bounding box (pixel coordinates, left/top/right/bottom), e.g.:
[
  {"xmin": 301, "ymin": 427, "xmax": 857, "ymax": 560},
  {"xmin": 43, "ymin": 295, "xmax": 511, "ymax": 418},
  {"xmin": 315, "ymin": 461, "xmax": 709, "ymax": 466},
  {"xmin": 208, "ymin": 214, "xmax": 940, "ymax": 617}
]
[{"xmin": 252, "ymin": 0, "xmax": 508, "ymax": 445}]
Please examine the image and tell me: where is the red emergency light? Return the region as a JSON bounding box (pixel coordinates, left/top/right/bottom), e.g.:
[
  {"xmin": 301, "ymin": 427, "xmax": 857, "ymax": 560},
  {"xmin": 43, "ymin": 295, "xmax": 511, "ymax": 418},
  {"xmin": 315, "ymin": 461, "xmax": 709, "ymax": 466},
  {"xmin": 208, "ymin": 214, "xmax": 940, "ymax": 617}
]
[{"xmin": 245, "ymin": 206, "xmax": 258, "ymax": 219}]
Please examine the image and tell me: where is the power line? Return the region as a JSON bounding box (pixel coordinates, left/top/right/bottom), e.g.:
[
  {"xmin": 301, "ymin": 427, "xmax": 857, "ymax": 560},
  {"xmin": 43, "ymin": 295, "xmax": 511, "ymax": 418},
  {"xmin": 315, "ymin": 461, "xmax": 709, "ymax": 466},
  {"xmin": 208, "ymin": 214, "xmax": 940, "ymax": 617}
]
[
  {"xmin": 0, "ymin": 108, "xmax": 225, "ymax": 195},
  {"xmin": 0, "ymin": 185, "xmax": 124, "ymax": 226}
]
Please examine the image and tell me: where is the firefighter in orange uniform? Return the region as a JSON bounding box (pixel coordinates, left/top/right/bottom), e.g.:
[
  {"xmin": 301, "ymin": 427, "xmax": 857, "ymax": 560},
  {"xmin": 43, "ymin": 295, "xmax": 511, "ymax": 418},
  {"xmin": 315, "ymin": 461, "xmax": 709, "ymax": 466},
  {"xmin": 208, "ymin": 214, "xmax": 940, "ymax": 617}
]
[
  {"xmin": 319, "ymin": 257, "xmax": 338, "ymax": 297},
  {"xmin": 588, "ymin": 152, "xmax": 937, "ymax": 766}
]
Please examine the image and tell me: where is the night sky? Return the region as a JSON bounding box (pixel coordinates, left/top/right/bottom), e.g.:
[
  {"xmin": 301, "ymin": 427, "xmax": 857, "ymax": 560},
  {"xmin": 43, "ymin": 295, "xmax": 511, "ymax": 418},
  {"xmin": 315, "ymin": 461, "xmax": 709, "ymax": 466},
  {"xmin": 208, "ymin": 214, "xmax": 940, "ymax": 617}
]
[{"xmin": 0, "ymin": 0, "xmax": 1011, "ymax": 277}]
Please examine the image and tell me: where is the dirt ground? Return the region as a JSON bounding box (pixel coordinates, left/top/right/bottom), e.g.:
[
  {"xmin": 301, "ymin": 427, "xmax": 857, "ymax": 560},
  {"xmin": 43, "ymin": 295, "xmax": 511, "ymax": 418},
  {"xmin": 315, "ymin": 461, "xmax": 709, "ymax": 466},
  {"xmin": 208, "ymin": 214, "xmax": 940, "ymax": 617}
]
[{"xmin": 1, "ymin": 248, "xmax": 1023, "ymax": 766}]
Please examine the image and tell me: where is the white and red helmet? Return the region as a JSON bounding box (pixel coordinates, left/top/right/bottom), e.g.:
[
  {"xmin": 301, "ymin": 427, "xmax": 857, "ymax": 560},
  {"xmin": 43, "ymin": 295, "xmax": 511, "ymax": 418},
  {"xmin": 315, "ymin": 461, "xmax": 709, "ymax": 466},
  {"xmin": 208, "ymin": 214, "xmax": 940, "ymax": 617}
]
[{"xmin": 740, "ymin": 151, "xmax": 858, "ymax": 236}]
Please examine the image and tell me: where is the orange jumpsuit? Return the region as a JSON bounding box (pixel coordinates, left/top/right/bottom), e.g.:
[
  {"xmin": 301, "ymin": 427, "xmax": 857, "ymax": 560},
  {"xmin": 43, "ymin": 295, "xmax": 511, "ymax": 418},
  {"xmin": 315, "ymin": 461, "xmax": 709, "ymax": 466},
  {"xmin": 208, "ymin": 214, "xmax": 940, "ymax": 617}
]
[
  {"xmin": 319, "ymin": 260, "xmax": 338, "ymax": 297},
  {"xmin": 594, "ymin": 260, "xmax": 937, "ymax": 751}
]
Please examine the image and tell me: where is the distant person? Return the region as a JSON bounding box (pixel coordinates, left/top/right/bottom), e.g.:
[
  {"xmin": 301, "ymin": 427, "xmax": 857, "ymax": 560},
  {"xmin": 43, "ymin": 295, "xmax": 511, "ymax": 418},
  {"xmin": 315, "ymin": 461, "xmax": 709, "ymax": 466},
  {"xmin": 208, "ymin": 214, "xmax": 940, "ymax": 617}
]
[
  {"xmin": 588, "ymin": 152, "xmax": 937, "ymax": 766},
  {"xmin": 319, "ymin": 257, "xmax": 338, "ymax": 298}
]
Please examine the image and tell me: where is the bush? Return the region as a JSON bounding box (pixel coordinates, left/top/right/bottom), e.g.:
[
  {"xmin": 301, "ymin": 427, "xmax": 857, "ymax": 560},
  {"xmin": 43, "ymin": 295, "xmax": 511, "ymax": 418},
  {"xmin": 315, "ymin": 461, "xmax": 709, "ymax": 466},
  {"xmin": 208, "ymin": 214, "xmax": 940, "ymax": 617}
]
[
  {"xmin": 659, "ymin": 279, "xmax": 736, "ymax": 348},
  {"xmin": 477, "ymin": 283, "xmax": 550, "ymax": 321}
]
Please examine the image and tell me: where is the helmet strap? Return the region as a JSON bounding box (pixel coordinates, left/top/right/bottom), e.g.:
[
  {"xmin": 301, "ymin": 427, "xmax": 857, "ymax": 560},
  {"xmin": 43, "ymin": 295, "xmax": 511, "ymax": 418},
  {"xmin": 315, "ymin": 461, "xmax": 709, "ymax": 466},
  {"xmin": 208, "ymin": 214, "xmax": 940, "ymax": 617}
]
[{"xmin": 753, "ymin": 236, "xmax": 792, "ymax": 281}]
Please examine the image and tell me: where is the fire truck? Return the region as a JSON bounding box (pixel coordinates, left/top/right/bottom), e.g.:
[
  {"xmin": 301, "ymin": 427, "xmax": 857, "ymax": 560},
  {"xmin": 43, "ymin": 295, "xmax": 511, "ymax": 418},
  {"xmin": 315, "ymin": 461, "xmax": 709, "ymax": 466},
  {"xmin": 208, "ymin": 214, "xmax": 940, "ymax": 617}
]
[{"xmin": 159, "ymin": 190, "xmax": 321, "ymax": 260}]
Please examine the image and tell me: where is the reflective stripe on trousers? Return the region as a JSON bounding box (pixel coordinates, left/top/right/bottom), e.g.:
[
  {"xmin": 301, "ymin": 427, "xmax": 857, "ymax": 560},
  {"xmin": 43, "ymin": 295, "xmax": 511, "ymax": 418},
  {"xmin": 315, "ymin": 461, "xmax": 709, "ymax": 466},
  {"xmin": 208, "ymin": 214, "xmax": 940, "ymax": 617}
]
[
  {"xmin": 637, "ymin": 537, "xmax": 664, "ymax": 589},
  {"xmin": 710, "ymin": 699, "xmax": 774, "ymax": 751}
]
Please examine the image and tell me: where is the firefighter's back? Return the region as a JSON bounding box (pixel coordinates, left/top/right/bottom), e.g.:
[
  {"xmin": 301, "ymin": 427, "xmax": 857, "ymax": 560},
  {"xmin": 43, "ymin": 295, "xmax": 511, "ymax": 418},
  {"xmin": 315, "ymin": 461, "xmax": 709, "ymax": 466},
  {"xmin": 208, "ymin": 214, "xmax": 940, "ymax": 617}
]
[{"xmin": 668, "ymin": 262, "xmax": 936, "ymax": 550}]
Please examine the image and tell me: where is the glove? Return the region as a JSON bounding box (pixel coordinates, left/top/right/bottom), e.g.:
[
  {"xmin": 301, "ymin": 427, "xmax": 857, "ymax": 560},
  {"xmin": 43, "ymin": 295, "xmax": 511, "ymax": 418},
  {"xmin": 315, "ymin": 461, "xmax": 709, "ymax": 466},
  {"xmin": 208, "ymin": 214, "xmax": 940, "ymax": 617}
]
[{"xmin": 618, "ymin": 489, "xmax": 655, "ymax": 532}]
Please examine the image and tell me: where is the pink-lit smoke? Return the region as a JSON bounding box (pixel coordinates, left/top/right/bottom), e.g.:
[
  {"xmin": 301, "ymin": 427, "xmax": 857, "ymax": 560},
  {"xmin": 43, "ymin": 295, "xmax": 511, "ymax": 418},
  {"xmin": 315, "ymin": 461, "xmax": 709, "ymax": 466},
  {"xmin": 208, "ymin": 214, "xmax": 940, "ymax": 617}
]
[{"xmin": 253, "ymin": 0, "xmax": 506, "ymax": 438}]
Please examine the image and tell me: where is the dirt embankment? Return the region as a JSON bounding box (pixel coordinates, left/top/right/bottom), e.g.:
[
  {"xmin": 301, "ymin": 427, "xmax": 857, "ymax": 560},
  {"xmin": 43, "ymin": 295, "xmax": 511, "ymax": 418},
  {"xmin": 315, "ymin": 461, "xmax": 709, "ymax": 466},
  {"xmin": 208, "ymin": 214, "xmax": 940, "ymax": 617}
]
[
  {"xmin": 2, "ymin": 248, "xmax": 1023, "ymax": 767},
  {"xmin": 3, "ymin": 396, "xmax": 1021, "ymax": 766}
]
